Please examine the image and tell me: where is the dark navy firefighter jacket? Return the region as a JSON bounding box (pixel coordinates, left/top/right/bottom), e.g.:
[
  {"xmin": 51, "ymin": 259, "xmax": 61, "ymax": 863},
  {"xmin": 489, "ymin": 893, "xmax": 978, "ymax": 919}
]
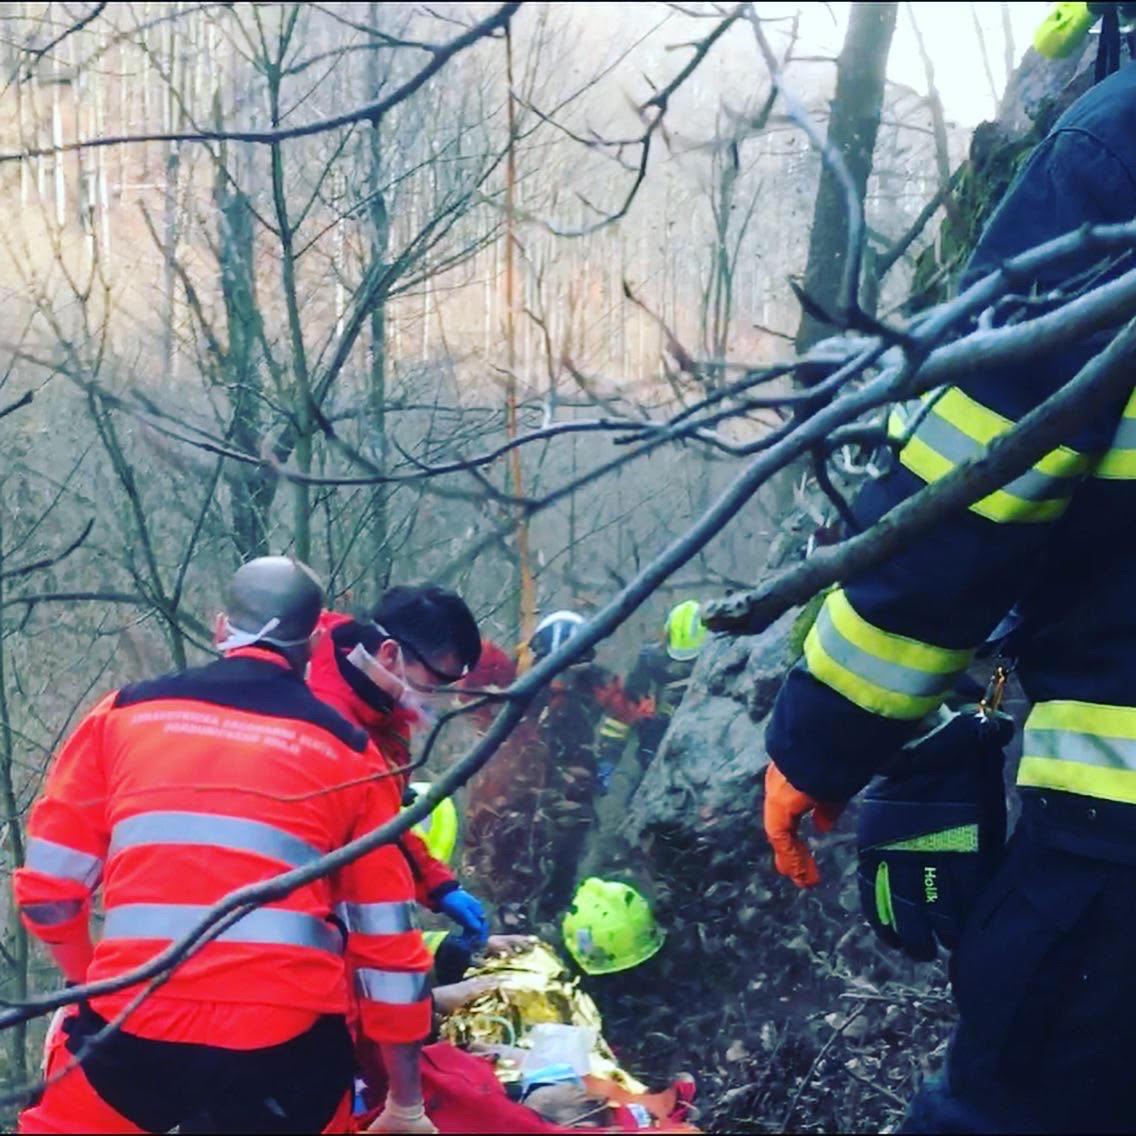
[{"xmin": 766, "ymin": 62, "xmax": 1136, "ymax": 865}]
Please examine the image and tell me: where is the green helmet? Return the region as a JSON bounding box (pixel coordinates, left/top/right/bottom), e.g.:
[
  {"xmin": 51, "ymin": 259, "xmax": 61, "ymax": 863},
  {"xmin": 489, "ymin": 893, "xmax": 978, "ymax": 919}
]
[
  {"xmin": 664, "ymin": 600, "xmax": 706, "ymax": 662},
  {"xmin": 562, "ymin": 878, "xmax": 666, "ymax": 976},
  {"xmin": 1033, "ymin": 3, "xmax": 1136, "ymax": 64},
  {"xmin": 404, "ymin": 781, "xmax": 459, "ymax": 865}
]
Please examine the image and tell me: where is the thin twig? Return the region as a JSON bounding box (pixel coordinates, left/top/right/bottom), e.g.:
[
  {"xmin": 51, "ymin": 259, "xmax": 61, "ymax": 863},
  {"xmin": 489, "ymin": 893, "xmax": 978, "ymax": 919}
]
[
  {"xmin": 0, "ymin": 4, "xmax": 520, "ymax": 163},
  {"xmin": 781, "ymin": 1001, "xmax": 869, "ymax": 1129}
]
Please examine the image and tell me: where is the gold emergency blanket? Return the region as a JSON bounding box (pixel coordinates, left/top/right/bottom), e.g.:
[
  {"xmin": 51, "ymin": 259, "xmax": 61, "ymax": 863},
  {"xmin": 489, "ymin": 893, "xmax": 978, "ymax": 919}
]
[{"xmin": 438, "ymin": 941, "xmax": 648, "ymax": 1094}]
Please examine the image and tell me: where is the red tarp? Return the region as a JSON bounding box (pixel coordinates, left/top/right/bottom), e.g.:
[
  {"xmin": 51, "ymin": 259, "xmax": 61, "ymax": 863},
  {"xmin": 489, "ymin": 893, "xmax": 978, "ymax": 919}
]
[{"xmin": 352, "ymin": 1043, "xmax": 699, "ymax": 1134}]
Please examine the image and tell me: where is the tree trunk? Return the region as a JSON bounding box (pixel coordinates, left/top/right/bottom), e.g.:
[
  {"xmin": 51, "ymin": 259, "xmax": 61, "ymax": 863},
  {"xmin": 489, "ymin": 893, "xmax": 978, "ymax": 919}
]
[
  {"xmin": 218, "ymin": 170, "xmax": 273, "ymax": 558},
  {"xmin": 794, "ymin": 2, "xmax": 898, "ymax": 353},
  {"xmin": 0, "ymin": 514, "xmax": 28, "ymax": 1091},
  {"xmin": 366, "ymin": 1, "xmax": 391, "ymax": 593}
]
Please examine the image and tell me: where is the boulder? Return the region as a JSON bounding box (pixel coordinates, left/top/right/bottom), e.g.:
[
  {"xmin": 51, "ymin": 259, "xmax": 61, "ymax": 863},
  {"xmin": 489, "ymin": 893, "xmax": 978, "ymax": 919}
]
[{"xmin": 622, "ymin": 608, "xmax": 799, "ymax": 849}]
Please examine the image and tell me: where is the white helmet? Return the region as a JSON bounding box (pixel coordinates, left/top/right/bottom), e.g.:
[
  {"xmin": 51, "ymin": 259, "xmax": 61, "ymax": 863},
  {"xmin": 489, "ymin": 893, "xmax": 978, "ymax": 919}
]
[{"xmin": 529, "ymin": 610, "xmax": 593, "ymax": 662}]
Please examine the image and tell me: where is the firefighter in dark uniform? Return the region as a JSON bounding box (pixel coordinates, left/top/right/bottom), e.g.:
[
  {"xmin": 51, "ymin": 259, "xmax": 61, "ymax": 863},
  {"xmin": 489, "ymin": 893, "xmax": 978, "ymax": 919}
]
[
  {"xmin": 620, "ymin": 600, "xmax": 707, "ymax": 776},
  {"xmin": 762, "ymin": 46, "xmax": 1136, "ymax": 1135}
]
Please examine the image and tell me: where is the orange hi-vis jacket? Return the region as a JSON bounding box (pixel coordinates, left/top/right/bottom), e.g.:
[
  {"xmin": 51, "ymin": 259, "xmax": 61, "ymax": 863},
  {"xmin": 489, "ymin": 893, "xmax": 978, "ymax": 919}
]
[{"xmin": 13, "ymin": 648, "xmax": 432, "ymax": 1048}]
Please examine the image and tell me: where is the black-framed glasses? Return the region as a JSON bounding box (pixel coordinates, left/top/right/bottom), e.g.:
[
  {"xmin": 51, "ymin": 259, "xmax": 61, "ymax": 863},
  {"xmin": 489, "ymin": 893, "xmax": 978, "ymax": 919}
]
[{"xmin": 397, "ymin": 638, "xmax": 469, "ymax": 688}]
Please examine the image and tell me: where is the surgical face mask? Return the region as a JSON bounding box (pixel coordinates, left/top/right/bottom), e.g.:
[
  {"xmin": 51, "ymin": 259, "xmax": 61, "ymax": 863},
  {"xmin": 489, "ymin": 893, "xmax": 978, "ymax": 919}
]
[
  {"xmin": 399, "ymin": 687, "xmax": 441, "ymax": 733},
  {"xmin": 345, "ymin": 640, "xmax": 410, "ymax": 704},
  {"xmin": 344, "ymin": 639, "xmax": 439, "ymax": 731}
]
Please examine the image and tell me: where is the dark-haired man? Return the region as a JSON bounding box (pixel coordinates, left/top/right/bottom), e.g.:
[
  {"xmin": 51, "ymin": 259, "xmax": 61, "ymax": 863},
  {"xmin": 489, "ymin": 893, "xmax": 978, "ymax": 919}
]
[{"xmin": 307, "ymin": 586, "xmax": 489, "ymax": 947}]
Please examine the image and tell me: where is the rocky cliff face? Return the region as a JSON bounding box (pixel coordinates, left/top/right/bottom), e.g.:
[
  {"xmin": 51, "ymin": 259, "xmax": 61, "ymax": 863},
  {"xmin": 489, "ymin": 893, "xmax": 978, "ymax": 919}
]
[{"xmin": 622, "ymin": 610, "xmax": 799, "ymax": 853}]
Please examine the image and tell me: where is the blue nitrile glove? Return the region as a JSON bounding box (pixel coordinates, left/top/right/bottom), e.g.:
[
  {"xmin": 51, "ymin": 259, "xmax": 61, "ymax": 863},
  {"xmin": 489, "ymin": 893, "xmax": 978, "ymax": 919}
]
[
  {"xmin": 439, "ymin": 888, "xmax": 490, "ymax": 949},
  {"xmin": 595, "ymin": 760, "xmax": 615, "ymax": 796}
]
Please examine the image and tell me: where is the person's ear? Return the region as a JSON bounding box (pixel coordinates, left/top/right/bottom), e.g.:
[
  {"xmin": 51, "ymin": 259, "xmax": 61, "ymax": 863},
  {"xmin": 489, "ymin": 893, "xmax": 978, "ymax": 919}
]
[
  {"xmin": 214, "ymin": 613, "xmax": 227, "ymax": 647},
  {"xmin": 378, "ymin": 638, "xmax": 402, "ymax": 670}
]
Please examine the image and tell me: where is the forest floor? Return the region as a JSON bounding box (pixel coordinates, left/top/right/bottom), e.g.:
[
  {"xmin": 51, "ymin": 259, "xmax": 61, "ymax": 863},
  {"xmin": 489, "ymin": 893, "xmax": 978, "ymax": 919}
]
[{"xmin": 552, "ymin": 818, "xmax": 956, "ymax": 1133}]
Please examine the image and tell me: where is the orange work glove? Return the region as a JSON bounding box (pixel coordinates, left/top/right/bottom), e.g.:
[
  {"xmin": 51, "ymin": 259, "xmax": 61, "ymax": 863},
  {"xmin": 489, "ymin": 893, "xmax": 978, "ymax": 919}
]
[{"xmin": 763, "ymin": 762, "xmax": 844, "ymax": 888}]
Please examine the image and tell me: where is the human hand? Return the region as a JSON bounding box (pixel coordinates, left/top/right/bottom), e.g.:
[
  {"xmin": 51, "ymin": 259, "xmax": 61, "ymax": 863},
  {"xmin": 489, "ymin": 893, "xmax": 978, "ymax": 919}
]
[
  {"xmin": 366, "ymin": 1097, "xmax": 438, "ymax": 1134},
  {"xmin": 439, "ymin": 888, "xmax": 490, "ymax": 948}
]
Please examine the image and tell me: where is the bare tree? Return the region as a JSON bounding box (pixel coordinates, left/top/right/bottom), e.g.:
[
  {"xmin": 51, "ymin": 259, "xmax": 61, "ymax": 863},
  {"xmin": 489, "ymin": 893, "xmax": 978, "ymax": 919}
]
[{"xmin": 795, "ymin": 1, "xmax": 898, "ymax": 352}]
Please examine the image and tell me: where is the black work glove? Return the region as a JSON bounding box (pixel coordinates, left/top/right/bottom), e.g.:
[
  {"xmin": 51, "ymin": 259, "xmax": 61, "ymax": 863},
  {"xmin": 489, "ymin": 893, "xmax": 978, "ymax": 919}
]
[{"xmin": 856, "ymin": 711, "xmax": 1011, "ymax": 961}]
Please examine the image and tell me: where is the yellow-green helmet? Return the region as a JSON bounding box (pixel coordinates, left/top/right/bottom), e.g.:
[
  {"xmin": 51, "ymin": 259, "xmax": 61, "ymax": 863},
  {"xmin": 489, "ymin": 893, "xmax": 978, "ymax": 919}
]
[
  {"xmin": 1033, "ymin": 2, "xmax": 1095, "ymax": 59},
  {"xmin": 562, "ymin": 878, "xmax": 666, "ymax": 976},
  {"xmin": 405, "ymin": 781, "xmax": 459, "ymax": 865},
  {"xmin": 664, "ymin": 600, "xmax": 706, "ymax": 662}
]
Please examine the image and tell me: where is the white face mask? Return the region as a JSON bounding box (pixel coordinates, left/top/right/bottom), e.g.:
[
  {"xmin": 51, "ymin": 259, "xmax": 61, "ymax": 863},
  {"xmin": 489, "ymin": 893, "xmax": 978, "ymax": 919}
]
[
  {"xmin": 399, "ymin": 688, "xmax": 440, "ymax": 733},
  {"xmin": 344, "ymin": 638, "xmax": 444, "ymax": 733},
  {"xmin": 345, "ymin": 641, "xmax": 409, "ymax": 703}
]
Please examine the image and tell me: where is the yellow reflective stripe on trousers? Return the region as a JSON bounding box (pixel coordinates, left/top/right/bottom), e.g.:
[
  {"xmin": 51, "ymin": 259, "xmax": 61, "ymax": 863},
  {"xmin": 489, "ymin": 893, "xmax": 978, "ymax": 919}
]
[
  {"xmin": 1018, "ymin": 700, "xmax": 1136, "ymax": 804},
  {"xmin": 1095, "ymin": 388, "xmax": 1136, "ymax": 479},
  {"xmin": 803, "ymin": 589, "xmax": 972, "ymax": 720},
  {"xmin": 898, "ymin": 387, "xmax": 1088, "ymax": 522}
]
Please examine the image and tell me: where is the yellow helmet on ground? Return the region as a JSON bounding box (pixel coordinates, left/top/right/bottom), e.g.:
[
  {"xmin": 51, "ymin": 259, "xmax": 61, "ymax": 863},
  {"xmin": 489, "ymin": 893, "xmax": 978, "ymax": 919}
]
[
  {"xmin": 664, "ymin": 600, "xmax": 706, "ymax": 662},
  {"xmin": 562, "ymin": 878, "xmax": 666, "ymax": 976},
  {"xmin": 405, "ymin": 781, "xmax": 459, "ymax": 865}
]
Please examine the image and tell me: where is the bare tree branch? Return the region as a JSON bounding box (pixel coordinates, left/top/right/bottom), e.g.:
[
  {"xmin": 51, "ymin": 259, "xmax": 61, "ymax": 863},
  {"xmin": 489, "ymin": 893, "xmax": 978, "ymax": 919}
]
[
  {"xmin": 876, "ymin": 165, "xmax": 965, "ymax": 279},
  {"xmin": 0, "ymin": 519, "xmax": 93, "ymax": 581},
  {"xmin": 14, "ymin": 2, "xmax": 107, "ymax": 78},
  {"xmin": 0, "ymin": 391, "xmax": 33, "ymax": 421},
  {"xmin": 0, "ymin": 3, "xmax": 521, "ymax": 163},
  {"xmin": 705, "ymin": 315, "xmax": 1136, "ymax": 633},
  {"xmin": 519, "ymin": 4, "xmax": 745, "ymax": 238}
]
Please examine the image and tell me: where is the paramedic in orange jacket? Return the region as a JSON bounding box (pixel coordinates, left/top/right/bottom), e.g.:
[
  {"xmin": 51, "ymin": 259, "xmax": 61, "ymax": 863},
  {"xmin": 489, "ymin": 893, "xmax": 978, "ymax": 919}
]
[
  {"xmin": 307, "ymin": 586, "xmax": 489, "ymax": 950},
  {"xmin": 14, "ymin": 557, "xmax": 435, "ymax": 1135}
]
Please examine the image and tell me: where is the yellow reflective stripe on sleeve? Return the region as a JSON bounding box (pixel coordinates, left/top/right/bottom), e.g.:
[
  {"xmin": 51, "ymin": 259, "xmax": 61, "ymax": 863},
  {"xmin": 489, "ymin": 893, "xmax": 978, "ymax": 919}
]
[
  {"xmin": 1094, "ymin": 389, "xmax": 1136, "ymax": 480},
  {"xmin": 1018, "ymin": 700, "xmax": 1136, "ymax": 805},
  {"xmin": 802, "ymin": 589, "xmax": 972, "ymax": 720},
  {"xmin": 423, "ymin": 930, "xmax": 449, "ymax": 955},
  {"xmin": 886, "ymin": 403, "xmax": 912, "ymax": 442},
  {"xmin": 898, "ymin": 387, "xmax": 1088, "ymax": 523},
  {"xmin": 599, "ymin": 718, "xmax": 631, "ymax": 739}
]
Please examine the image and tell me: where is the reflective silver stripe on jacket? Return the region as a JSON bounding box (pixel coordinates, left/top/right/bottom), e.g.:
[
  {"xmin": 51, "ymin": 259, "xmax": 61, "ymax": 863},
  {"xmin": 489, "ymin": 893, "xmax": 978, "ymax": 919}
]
[
  {"xmin": 25, "ymin": 837, "xmax": 103, "ymax": 888},
  {"xmin": 109, "ymin": 811, "xmax": 325, "ymax": 869},
  {"xmin": 354, "ymin": 967, "xmax": 430, "ymax": 1004},
  {"xmin": 910, "ymin": 412, "xmax": 1076, "ymax": 504},
  {"xmin": 812, "ymin": 603, "xmax": 960, "ymax": 698},
  {"xmin": 334, "ymin": 901, "xmax": 416, "ymax": 936},
  {"xmin": 19, "ymin": 899, "xmax": 85, "ymax": 926},
  {"xmin": 103, "ymin": 903, "xmax": 343, "ymax": 954}
]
